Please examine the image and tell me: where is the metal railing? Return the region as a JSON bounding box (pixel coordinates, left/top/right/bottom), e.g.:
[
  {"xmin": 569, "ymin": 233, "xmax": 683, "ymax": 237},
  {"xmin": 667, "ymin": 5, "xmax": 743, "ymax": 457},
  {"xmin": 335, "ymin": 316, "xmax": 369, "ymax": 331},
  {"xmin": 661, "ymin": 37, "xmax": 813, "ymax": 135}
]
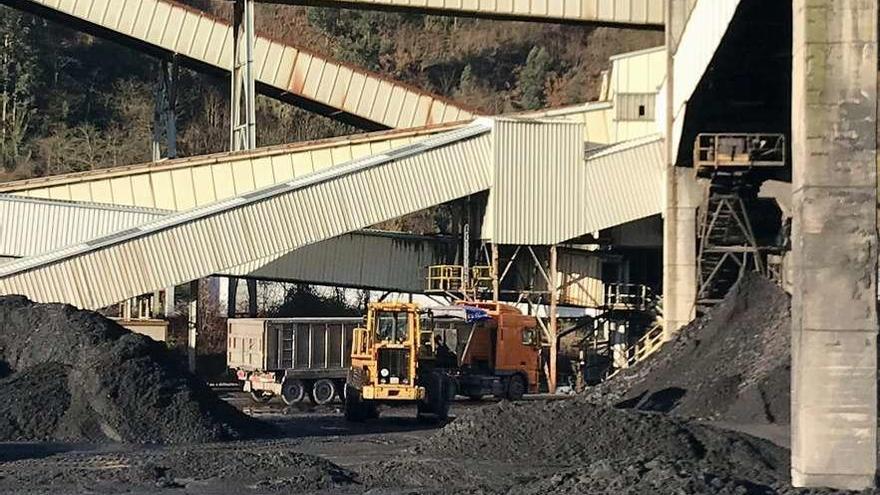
[
  {"xmin": 604, "ymin": 283, "xmax": 656, "ymax": 311},
  {"xmin": 426, "ymin": 264, "xmax": 493, "ymax": 293},
  {"xmin": 694, "ymin": 133, "xmax": 786, "ymax": 169}
]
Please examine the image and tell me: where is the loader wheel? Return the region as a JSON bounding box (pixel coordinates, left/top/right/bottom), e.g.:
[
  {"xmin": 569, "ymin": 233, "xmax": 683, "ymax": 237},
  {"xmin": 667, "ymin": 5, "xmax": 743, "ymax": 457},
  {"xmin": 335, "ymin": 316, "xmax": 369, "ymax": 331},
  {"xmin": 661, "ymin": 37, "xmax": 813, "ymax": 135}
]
[
  {"xmin": 506, "ymin": 374, "xmax": 526, "ymax": 401},
  {"xmin": 281, "ymin": 378, "xmax": 305, "ymax": 405},
  {"xmin": 344, "ymin": 385, "xmax": 367, "ymax": 422},
  {"xmin": 418, "ymin": 372, "xmax": 450, "ymax": 422},
  {"xmin": 250, "ymin": 390, "xmax": 273, "ymax": 403},
  {"xmin": 311, "ymin": 379, "xmax": 336, "ymax": 405}
]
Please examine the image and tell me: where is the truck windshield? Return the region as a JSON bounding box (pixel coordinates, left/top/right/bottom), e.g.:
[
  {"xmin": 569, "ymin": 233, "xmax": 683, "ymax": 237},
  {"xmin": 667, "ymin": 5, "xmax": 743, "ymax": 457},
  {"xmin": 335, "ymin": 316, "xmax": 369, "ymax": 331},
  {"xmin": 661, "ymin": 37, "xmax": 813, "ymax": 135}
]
[{"xmin": 375, "ymin": 311, "xmax": 409, "ymax": 343}]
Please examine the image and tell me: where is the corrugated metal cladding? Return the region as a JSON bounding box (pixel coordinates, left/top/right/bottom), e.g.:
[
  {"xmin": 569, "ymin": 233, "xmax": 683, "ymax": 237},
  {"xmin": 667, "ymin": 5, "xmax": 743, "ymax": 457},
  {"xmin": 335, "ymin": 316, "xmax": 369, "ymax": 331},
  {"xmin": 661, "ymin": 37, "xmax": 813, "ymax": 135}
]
[
  {"xmin": 284, "ymin": 0, "xmax": 664, "ymax": 25},
  {"xmin": 0, "ymin": 125, "xmax": 458, "ymax": 210},
  {"xmin": 0, "ymin": 196, "xmax": 166, "ymax": 258},
  {"xmin": 490, "ymin": 119, "xmax": 586, "ymax": 245},
  {"xmin": 610, "ymin": 46, "xmax": 666, "ymax": 96},
  {"xmin": 490, "ymin": 126, "xmax": 664, "ymax": 245},
  {"xmin": 0, "ymin": 123, "xmax": 493, "ymax": 309},
  {"xmin": 672, "ymin": 0, "xmax": 741, "ymax": 139},
  {"xmin": 518, "ymin": 102, "xmax": 614, "ymax": 145},
  {"xmin": 615, "ymin": 93, "xmax": 656, "ymax": 121},
  {"xmin": 21, "ymin": 0, "xmax": 473, "ymax": 129},
  {"xmin": 582, "ymin": 134, "xmax": 665, "ymax": 234},
  {"xmin": 221, "ymin": 231, "xmax": 456, "ymax": 292}
]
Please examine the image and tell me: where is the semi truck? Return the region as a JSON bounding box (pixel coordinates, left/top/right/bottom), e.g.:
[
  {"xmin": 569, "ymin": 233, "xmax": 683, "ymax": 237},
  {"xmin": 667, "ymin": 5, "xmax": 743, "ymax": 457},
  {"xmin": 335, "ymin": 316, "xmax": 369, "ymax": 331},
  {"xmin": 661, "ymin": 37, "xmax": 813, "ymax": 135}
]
[
  {"xmin": 343, "ymin": 301, "xmax": 541, "ymax": 421},
  {"xmin": 227, "ymin": 317, "xmax": 359, "ymax": 405}
]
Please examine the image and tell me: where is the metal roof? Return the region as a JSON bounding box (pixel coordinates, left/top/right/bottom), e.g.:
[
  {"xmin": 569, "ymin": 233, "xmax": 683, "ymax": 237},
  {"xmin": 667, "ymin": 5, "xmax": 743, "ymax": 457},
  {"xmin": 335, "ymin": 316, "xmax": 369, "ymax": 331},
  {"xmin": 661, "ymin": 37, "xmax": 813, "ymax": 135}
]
[
  {"xmin": 258, "ymin": 0, "xmax": 665, "ymax": 26},
  {"xmin": 7, "ymin": 0, "xmax": 474, "ymax": 130},
  {"xmin": 0, "ymin": 121, "xmax": 494, "ymax": 309},
  {"xmin": 222, "ymin": 230, "xmax": 456, "ymax": 292},
  {"xmin": 0, "ymin": 123, "xmax": 462, "ymax": 210}
]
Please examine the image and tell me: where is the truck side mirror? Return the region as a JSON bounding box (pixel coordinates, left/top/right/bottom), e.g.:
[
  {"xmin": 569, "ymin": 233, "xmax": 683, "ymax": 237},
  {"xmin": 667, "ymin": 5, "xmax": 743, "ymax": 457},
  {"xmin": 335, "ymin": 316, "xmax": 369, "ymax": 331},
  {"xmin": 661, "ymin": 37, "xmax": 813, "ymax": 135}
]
[{"xmin": 522, "ymin": 328, "xmax": 537, "ymax": 346}]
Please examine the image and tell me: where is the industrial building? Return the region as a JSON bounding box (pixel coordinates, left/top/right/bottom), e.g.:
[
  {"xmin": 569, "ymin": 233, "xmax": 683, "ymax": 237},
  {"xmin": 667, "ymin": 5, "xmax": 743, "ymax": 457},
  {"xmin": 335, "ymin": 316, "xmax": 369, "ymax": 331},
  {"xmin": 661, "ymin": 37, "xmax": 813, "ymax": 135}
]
[{"xmin": 0, "ymin": 0, "xmax": 875, "ymax": 490}]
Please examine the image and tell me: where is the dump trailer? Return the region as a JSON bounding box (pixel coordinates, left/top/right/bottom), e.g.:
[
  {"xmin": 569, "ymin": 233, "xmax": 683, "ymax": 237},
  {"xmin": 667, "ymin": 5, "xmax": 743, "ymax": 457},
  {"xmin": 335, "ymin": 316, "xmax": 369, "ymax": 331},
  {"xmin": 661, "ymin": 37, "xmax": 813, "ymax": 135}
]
[
  {"xmin": 344, "ymin": 301, "xmax": 541, "ymax": 422},
  {"xmin": 227, "ymin": 318, "xmax": 358, "ymax": 405}
]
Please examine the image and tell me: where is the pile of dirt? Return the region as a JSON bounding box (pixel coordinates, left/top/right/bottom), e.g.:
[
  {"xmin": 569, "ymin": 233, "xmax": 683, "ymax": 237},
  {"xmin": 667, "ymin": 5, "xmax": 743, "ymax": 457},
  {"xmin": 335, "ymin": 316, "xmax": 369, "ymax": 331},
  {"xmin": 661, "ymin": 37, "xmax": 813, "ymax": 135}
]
[
  {"xmin": 416, "ymin": 398, "xmax": 794, "ymax": 494},
  {"xmin": 589, "ymin": 274, "xmax": 791, "ymax": 424},
  {"xmin": 0, "ymin": 295, "xmax": 267, "ymax": 443},
  {"xmin": 0, "ymin": 442, "xmax": 354, "ymax": 493}
]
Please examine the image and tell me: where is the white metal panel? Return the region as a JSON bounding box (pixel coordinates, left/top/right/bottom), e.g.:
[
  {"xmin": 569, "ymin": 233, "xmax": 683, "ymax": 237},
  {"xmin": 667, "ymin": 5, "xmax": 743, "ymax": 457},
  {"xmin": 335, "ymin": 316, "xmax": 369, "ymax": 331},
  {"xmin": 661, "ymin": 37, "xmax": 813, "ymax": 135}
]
[
  {"xmin": 581, "ymin": 134, "xmax": 665, "ymax": 234},
  {"xmin": 0, "ymin": 196, "xmax": 166, "ymax": 258},
  {"xmin": 672, "ymin": 0, "xmax": 741, "ymax": 157},
  {"xmin": 609, "ymin": 46, "xmax": 666, "ymax": 96},
  {"xmin": 18, "ymin": 0, "xmax": 474, "ymax": 130},
  {"xmin": 490, "ymin": 119, "xmax": 585, "ymax": 245},
  {"xmin": 0, "ymin": 122, "xmax": 494, "ymax": 309},
  {"xmin": 0, "ymin": 124, "xmax": 463, "ymax": 210}
]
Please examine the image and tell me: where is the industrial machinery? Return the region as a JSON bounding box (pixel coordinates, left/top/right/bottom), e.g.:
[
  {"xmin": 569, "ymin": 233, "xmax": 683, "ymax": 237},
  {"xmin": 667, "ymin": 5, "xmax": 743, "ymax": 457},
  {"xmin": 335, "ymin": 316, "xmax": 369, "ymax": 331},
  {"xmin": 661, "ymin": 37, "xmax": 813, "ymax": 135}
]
[
  {"xmin": 227, "ymin": 318, "xmax": 359, "ymax": 405},
  {"xmin": 344, "ymin": 301, "xmax": 541, "ymax": 422}
]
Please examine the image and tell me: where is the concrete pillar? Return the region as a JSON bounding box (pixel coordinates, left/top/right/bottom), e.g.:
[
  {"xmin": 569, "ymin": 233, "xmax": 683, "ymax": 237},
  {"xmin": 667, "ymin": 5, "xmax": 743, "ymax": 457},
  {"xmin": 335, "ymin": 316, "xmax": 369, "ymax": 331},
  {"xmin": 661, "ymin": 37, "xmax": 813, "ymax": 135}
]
[
  {"xmin": 791, "ymin": 0, "xmax": 878, "ymax": 489},
  {"xmin": 227, "ymin": 277, "xmax": 239, "ymax": 318},
  {"xmin": 548, "ymin": 244, "xmax": 558, "ymax": 394},
  {"xmin": 662, "ymin": 167, "xmax": 700, "ymax": 336}
]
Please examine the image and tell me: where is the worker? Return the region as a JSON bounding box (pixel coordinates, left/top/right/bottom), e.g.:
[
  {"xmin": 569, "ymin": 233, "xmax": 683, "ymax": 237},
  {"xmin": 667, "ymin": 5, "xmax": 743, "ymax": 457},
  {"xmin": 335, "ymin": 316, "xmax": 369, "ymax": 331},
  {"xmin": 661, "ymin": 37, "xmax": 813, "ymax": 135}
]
[{"xmin": 434, "ymin": 335, "xmax": 457, "ymax": 368}]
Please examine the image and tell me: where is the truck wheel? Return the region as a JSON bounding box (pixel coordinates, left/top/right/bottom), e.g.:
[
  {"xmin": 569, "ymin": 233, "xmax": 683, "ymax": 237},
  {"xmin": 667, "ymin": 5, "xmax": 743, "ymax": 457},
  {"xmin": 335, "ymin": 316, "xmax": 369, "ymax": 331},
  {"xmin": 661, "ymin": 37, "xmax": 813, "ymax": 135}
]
[
  {"xmin": 281, "ymin": 378, "xmax": 305, "ymax": 405},
  {"xmin": 250, "ymin": 390, "xmax": 273, "ymax": 403},
  {"xmin": 506, "ymin": 374, "xmax": 526, "ymax": 401},
  {"xmin": 311, "ymin": 379, "xmax": 336, "ymax": 405},
  {"xmin": 344, "ymin": 385, "xmax": 366, "ymax": 422}
]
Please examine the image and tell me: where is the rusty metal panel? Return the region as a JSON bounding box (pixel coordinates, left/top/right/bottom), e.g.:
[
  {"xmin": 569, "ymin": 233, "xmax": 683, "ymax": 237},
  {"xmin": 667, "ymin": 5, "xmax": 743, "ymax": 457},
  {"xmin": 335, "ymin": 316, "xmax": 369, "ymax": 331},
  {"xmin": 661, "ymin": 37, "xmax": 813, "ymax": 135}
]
[
  {"xmin": 0, "ymin": 196, "xmax": 166, "ymax": 258},
  {"xmin": 0, "ymin": 124, "xmax": 461, "ymax": 210},
  {"xmin": 16, "ymin": 0, "xmax": 474, "ymax": 130},
  {"xmin": 0, "ymin": 122, "xmax": 492, "ymax": 308},
  {"xmin": 489, "ymin": 119, "xmax": 586, "ymax": 245}
]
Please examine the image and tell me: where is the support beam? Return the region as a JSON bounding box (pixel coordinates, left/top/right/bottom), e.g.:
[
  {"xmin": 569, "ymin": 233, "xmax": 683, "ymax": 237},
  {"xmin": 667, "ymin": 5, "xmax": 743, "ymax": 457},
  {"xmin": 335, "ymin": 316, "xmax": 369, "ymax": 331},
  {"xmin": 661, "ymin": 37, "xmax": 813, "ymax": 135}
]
[
  {"xmin": 548, "ymin": 244, "xmax": 558, "ymax": 394},
  {"xmin": 152, "ymin": 59, "xmax": 178, "ymax": 162},
  {"xmin": 790, "ymin": 0, "xmax": 878, "ymax": 489},
  {"xmin": 227, "ymin": 277, "xmax": 239, "ymax": 318},
  {"xmin": 662, "ymin": 167, "xmax": 700, "ymax": 336},
  {"xmin": 163, "ymin": 286, "xmax": 175, "ymax": 317},
  {"xmin": 231, "ymin": 0, "xmax": 257, "ymax": 152},
  {"xmin": 491, "ymin": 243, "xmax": 500, "ymax": 303},
  {"xmin": 187, "ymin": 280, "xmax": 199, "ymax": 373},
  {"xmin": 247, "ymin": 278, "xmax": 258, "ymax": 317}
]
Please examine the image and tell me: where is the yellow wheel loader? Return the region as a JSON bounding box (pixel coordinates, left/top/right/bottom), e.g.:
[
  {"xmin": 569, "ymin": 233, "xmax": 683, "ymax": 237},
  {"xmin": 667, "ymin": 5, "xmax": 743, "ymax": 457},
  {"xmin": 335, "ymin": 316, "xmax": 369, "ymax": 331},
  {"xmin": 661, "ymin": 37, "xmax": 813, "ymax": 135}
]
[{"xmin": 344, "ymin": 302, "xmax": 454, "ymax": 421}]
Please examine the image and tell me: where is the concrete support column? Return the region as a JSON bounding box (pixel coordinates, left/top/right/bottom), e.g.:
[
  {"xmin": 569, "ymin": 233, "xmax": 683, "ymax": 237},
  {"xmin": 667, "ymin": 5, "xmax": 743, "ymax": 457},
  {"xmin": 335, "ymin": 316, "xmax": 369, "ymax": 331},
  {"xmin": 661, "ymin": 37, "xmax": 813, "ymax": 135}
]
[
  {"xmin": 227, "ymin": 277, "xmax": 239, "ymax": 318},
  {"xmin": 791, "ymin": 0, "xmax": 878, "ymax": 489},
  {"xmin": 163, "ymin": 286, "xmax": 175, "ymax": 317},
  {"xmin": 247, "ymin": 279, "xmax": 258, "ymax": 317},
  {"xmin": 662, "ymin": 167, "xmax": 700, "ymax": 337},
  {"xmin": 548, "ymin": 244, "xmax": 558, "ymax": 394}
]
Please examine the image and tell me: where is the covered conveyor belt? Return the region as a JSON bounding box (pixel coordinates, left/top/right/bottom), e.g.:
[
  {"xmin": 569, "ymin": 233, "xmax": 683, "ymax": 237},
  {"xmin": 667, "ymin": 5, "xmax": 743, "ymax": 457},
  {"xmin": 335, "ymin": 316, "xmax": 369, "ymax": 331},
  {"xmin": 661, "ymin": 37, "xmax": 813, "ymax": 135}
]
[
  {"xmin": 1, "ymin": 0, "xmax": 474, "ymax": 130},
  {"xmin": 0, "ymin": 120, "xmax": 493, "ymax": 309},
  {"xmin": 0, "ymin": 123, "xmax": 461, "ymax": 209},
  {"xmin": 0, "ymin": 194, "xmax": 456, "ymax": 292},
  {"xmin": 263, "ymin": 0, "xmax": 664, "ymax": 27}
]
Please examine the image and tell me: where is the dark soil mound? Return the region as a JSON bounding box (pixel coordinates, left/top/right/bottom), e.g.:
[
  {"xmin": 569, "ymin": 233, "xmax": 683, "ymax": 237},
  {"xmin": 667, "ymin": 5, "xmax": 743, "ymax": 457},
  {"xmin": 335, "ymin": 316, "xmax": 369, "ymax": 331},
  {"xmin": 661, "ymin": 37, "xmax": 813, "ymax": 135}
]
[
  {"xmin": 0, "ymin": 295, "xmax": 267, "ymax": 443},
  {"xmin": 589, "ymin": 274, "xmax": 791, "ymax": 424},
  {"xmin": 418, "ymin": 398, "xmax": 793, "ymax": 494}
]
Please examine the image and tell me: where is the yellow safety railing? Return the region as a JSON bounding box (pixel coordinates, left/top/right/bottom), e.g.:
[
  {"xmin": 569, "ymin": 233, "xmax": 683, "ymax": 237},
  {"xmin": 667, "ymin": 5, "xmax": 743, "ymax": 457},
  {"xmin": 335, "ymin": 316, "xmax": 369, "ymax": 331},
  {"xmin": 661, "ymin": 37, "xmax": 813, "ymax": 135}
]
[
  {"xmin": 426, "ymin": 264, "xmax": 494, "ymax": 293},
  {"xmin": 624, "ymin": 323, "xmax": 665, "ymax": 367}
]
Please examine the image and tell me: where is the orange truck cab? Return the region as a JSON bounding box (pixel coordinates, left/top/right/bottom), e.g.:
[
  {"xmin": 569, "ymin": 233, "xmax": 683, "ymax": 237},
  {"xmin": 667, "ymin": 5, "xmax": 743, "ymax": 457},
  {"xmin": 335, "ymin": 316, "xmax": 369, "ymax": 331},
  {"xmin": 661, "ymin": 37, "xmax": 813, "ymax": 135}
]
[{"xmin": 430, "ymin": 301, "xmax": 541, "ymax": 400}]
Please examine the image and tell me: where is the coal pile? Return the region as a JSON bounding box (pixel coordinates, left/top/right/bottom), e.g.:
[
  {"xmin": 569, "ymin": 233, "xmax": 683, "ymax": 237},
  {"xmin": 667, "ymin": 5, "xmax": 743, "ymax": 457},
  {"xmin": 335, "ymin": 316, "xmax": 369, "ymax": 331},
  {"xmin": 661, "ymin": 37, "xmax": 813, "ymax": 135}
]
[
  {"xmin": 418, "ymin": 398, "xmax": 793, "ymax": 494},
  {"xmin": 590, "ymin": 274, "xmax": 791, "ymax": 424},
  {"xmin": 0, "ymin": 295, "xmax": 267, "ymax": 443}
]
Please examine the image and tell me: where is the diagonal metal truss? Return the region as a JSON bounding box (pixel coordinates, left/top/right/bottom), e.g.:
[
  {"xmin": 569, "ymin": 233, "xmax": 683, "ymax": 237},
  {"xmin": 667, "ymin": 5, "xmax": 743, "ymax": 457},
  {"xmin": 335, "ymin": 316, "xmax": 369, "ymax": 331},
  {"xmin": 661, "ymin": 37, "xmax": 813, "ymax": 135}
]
[{"xmin": 696, "ymin": 190, "xmax": 764, "ymax": 306}]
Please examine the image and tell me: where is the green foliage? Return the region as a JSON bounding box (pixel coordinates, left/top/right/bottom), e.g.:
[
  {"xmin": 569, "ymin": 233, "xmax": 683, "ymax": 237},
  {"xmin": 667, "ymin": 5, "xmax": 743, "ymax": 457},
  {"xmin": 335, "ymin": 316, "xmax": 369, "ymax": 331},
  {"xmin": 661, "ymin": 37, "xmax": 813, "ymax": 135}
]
[
  {"xmin": 0, "ymin": 11, "xmax": 39, "ymax": 170},
  {"xmin": 517, "ymin": 46, "xmax": 551, "ymax": 110},
  {"xmin": 271, "ymin": 284, "xmax": 361, "ymax": 318}
]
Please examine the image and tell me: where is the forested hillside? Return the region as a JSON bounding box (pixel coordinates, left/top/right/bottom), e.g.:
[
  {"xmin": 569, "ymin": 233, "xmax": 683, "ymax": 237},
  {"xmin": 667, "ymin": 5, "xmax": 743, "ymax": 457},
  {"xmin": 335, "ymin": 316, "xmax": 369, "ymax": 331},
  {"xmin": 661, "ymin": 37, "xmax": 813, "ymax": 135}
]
[{"xmin": 0, "ymin": 1, "xmax": 662, "ymax": 183}]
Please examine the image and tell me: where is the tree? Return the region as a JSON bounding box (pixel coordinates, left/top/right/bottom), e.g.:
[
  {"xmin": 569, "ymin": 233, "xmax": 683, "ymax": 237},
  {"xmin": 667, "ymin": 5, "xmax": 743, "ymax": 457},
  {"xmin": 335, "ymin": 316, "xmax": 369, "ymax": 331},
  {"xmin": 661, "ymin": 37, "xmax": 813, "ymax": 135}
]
[
  {"xmin": 516, "ymin": 46, "xmax": 551, "ymax": 110},
  {"xmin": 0, "ymin": 10, "xmax": 39, "ymax": 171}
]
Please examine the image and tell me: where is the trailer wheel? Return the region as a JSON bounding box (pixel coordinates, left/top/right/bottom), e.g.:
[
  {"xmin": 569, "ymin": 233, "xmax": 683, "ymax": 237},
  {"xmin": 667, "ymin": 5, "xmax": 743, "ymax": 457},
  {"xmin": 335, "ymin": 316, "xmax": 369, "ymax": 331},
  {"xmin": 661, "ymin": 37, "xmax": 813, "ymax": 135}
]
[
  {"xmin": 310, "ymin": 379, "xmax": 336, "ymax": 405},
  {"xmin": 250, "ymin": 390, "xmax": 273, "ymax": 403},
  {"xmin": 506, "ymin": 374, "xmax": 526, "ymax": 401},
  {"xmin": 281, "ymin": 378, "xmax": 305, "ymax": 405}
]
